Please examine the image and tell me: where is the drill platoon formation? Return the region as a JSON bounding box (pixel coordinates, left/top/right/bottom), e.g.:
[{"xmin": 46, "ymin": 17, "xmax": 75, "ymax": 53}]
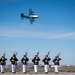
[{"xmin": 0, "ymin": 52, "xmax": 61, "ymax": 74}]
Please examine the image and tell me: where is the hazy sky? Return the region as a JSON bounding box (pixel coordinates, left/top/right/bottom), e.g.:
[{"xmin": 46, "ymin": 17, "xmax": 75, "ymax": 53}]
[{"xmin": 0, "ymin": 0, "xmax": 75, "ymax": 65}]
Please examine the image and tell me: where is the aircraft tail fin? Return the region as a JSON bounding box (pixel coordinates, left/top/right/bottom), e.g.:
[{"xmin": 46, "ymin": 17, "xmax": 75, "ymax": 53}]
[{"xmin": 21, "ymin": 13, "xmax": 25, "ymax": 19}]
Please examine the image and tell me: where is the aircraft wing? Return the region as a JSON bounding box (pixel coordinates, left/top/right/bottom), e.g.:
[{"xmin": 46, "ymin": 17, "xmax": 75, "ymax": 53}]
[
  {"xmin": 30, "ymin": 17, "xmax": 35, "ymax": 24},
  {"xmin": 30, "ymin": 17, "xmax": 33, "ymax": 24},
  {"xmin": 29, "ymin": 8, "xmax": 34, "ymax": 16}
]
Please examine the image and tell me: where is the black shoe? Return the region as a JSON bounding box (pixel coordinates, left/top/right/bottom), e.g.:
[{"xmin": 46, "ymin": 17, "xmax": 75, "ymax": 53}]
[
  {"xmin": 23, "ymin": 72, "xmax": 26, "ymax": 74},
  {"xmin": 12, "ymin": 72, "xmax": 16, "ymax": 74},
  {"xmin": 1, "ymin": 72, "xmax": 4, "ymax": 74},
  {"xmin": 12, "ymin": 72, "xmax": 14, "ymax": 74},
  {"xmin": 35, "ymin": 72, "xmax": 37, "ymax": 74},
  {"xmin": 55, "ymin": 72, "xmax": 59, "ymax": 74},
  {"xmin": 45, "ymin": 72, "xmax": 48, "ymax": 74}
]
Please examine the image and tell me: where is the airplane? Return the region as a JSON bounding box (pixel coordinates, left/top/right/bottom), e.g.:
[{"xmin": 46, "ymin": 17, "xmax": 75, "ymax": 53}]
[{"xmin": 21, "ymin": 8, "xmax": 39, "ymax": 24}]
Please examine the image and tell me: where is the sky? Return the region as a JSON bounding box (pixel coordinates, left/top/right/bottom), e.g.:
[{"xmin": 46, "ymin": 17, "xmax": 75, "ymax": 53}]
[{"xmin": 0, "ymin": 0, "xmax": 75, "ymax": 65}]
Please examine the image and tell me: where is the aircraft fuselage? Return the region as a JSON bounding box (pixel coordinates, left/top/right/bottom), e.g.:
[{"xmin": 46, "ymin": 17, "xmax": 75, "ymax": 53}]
[{"xmin": 25, "ymin": 15, "xmax": 39, "ymax": 19}]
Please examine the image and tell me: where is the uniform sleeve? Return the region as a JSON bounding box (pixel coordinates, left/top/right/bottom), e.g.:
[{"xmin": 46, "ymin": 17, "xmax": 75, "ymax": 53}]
[
  {"xmin": 42, "ymin": 58, "xmax": 45, "ymax": 62},
  {"xmin": 48, "ymin": 58, "xmax": 51, "ymax": 61},
  {"xmin": 21, "ymin": 58, "xmax": 23, "ymax": 62},
  {"xmin": 16, "ymin": 58, "xmax": 18, "ymax": 61},
  {"xmin": 32, "ymin": 58, "xmax": 34, "ymax": 62},
  {"xmin": 10, "ymin": 57, "xmax": 12, "ymax": 61},
  {"xmin": 5, "ymin": 58, "xmax": 7, "ymax": 61},
  {"xmin": 38, "ymin": 57, "xmax": 40, "ymax": 61},
  {"xmin": 53, "ymin": 59, "xmax": 55, "ymax": 62},
  {"xmin": 27, "ymin": 58, "xmax": 29, "ymax": 61},
  {"xmin": 32, "ymin": 57, "xmax": 35, "ymax": 63},
  {"xmin": 59, "ymin": 58, "xmax": 61, "ymax": 61},
  {"xmin": 0, "ymin": 58, "xmax": 1, "ymax": 62}
]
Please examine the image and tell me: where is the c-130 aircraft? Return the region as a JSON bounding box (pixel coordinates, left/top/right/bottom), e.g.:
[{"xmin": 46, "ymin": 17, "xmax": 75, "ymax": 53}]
[{"xmin": 21, "ymin": 8, "xmax": 39, "ymax": 24}]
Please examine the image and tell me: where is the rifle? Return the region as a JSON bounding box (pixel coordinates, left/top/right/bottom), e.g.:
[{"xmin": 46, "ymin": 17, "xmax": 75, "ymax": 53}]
[
  {"xmin": 57, "ymin": 52, "xmax": 61, "ymax": 57},
  {"xmin": 3, "ymin": 52, "xmax": 6, "ymax": 57},
  {"xmin": 47, "ymin": 51, "xmax": 50, "ymax": 56},
  {"xmin": 25, "ymin": 51, "xmax": 28, "ymax": 56},
  {"xmin": 37, "ymin": 51, "xmax": 39, "ymax": 56},
  {"xmin": 14, "ymin": 51, "xmax": 18, "ymax": 56}
]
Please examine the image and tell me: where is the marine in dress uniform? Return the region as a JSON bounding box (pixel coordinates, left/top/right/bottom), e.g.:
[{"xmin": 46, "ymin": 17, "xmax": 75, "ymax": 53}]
[
  {"xmin": 10, "ymin": 54, "xmax": 18, "ymax": 74},
  {"xmin": 42, "ymin": 55, "xmax": 51, "ymax": 74},
  {"xmin": 21, "ymin": 54, "xmax": 29, "ymax": 74},
  {"xmin": 0, "ymin": 55, "xmax": 7, "ymax": 74},
  {"xmin": 53, "ymin": 56, "xmax": 61, "ymax": 74},
  {"xmin": 32, "ymin": 54, "xmax": 40, "ymax": 74}
]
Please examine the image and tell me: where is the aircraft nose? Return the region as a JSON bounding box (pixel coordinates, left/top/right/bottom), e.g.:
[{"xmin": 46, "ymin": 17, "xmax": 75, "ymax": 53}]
[{"xmin": 38, "ymin": 16, "xmax": 39, "ymax": 18}]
